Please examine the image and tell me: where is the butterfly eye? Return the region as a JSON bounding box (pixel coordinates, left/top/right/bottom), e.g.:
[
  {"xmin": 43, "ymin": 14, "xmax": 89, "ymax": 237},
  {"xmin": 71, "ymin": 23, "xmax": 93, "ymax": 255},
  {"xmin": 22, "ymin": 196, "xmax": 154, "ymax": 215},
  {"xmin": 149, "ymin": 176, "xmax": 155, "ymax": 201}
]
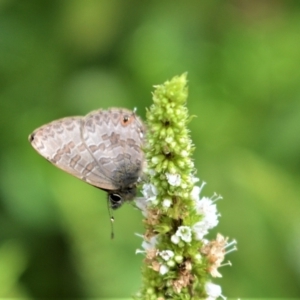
[{"xmin": 109, "ymin": 193, "xmax": 123, "ymax": 209}]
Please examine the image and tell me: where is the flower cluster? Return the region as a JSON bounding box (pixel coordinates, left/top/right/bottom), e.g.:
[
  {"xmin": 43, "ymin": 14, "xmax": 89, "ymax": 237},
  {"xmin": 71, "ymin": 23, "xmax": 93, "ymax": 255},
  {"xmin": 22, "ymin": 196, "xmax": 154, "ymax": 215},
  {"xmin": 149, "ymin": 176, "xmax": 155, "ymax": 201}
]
[{"xmin": 135, "ymin": 74, "xmax": 236, "ymax": 300}]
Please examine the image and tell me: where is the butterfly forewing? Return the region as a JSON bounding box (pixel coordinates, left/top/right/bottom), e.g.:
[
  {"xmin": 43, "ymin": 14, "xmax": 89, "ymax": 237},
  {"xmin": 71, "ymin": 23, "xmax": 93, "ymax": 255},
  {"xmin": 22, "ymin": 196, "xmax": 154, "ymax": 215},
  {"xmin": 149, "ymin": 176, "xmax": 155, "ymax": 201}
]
[{"xmin": 29, "ymin": 116, "xmax": 116, "ymax": 190}]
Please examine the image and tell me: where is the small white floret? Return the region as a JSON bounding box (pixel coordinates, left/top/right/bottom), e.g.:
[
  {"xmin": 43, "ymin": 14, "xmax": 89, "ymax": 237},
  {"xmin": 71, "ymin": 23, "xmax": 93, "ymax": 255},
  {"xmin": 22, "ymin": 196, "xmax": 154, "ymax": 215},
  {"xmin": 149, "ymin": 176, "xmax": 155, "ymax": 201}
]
[
  {"xmin": 166, "ymin": 173, "xmax": 181, "ymax": 186},
  {"xmin": 159, "ymin": 264, "xmax": 169, "ymax": 275},
  {"xmin": 159, "ymin": 250, "xmax": 174, "ymax": 261},
  {"xmin": 162, "ymin": 198, "xmax": 172, "ymax": 208},
  {"xmin": 176, "ymin": 226, "xmax": 192, "ymax": 243},
  {"xmin": 171, "ymin": 234, "xmax": 180, "ymax": 244},
  {"xmin": 205, "ymin": 282, "xmax": 226, "ymax": 300}
]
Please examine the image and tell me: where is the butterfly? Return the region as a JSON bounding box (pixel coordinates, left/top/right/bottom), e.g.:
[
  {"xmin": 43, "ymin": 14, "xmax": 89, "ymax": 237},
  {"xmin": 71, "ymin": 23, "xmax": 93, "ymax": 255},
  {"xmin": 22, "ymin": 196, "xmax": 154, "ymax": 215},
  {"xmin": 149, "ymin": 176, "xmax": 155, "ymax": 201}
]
[{"xmin": 29, "ymin": 108, "xmax": 145, "ymax": 209}]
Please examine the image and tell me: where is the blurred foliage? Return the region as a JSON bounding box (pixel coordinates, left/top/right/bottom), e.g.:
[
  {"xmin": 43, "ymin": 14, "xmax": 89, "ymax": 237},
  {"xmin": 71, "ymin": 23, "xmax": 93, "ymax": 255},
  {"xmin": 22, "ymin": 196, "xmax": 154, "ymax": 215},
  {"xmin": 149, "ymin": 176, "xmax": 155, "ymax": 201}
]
[{"xmin": 0, "ymin": 0, "xmax": 300, "ymax": 298}]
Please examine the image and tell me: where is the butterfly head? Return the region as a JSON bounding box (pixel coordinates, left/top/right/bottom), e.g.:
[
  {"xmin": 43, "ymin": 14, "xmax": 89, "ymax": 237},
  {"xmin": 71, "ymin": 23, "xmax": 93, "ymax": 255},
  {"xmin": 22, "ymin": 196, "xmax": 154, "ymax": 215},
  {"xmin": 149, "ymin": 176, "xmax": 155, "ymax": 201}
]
[{"xmin": 107, "ymin": 185, "xmax": 137, "ymax": 209}]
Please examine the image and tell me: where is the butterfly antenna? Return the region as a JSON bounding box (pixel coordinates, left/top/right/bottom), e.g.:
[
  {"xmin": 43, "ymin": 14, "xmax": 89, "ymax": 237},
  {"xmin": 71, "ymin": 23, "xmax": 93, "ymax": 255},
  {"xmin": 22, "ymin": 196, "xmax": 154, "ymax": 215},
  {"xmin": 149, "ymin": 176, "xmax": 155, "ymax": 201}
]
[{"xmin": 107, "ymin": 199, "xmax": 115, "ymax": 239}]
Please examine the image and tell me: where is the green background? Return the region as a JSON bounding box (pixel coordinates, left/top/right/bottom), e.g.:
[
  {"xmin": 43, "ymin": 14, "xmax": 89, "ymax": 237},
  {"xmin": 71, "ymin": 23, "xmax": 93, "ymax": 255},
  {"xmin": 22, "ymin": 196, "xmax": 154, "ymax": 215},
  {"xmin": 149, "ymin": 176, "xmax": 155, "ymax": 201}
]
[{"xmin": 0, "ymin": 0, "xmax": 300, "ymax": 298}]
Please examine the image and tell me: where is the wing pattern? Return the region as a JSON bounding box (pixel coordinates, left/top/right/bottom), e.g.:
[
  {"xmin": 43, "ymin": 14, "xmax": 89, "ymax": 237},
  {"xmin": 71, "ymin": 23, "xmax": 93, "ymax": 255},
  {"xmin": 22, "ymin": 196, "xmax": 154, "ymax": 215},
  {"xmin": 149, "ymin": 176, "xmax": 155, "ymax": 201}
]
[{"xmin": 29, "ymin": 108, "xmax": 145, "ymax": 196}]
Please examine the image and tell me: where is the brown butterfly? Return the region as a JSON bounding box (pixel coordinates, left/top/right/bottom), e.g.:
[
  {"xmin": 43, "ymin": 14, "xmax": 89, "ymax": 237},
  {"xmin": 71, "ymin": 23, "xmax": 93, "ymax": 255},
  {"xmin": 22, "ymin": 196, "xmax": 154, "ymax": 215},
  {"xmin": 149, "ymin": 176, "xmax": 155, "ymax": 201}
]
[{"xmin": 29, "ymin": 108, "xmax": 145, "ymax": 209}]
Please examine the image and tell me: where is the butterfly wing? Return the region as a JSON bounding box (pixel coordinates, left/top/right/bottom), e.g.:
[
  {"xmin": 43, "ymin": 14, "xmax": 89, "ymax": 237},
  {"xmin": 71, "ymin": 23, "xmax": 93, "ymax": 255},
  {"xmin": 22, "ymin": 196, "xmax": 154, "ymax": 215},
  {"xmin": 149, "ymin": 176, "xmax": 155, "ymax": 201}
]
[
  {"xmin": 81, "ymin": 108, "xmax": 145, "ymax": 191},
  {"xmin": 29, "ymin": 114, "xmax": 117, "ymax": 190}
]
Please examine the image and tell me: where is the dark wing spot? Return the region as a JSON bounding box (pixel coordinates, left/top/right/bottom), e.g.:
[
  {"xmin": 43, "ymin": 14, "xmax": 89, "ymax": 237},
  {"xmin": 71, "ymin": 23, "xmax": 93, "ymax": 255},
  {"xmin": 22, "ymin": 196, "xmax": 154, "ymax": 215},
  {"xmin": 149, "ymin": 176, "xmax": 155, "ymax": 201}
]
[{"xmin": 29, "ymin": 133, "xmax": 35, "ymax": 142}]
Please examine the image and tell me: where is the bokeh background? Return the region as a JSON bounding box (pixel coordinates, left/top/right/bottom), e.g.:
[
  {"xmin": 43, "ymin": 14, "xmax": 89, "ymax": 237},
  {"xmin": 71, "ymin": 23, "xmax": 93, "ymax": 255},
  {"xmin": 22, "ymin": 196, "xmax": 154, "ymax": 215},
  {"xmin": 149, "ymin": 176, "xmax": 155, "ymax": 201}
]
[{"xmin": 0, "ymin": 0, "xmax": 300, "ymax": 298}]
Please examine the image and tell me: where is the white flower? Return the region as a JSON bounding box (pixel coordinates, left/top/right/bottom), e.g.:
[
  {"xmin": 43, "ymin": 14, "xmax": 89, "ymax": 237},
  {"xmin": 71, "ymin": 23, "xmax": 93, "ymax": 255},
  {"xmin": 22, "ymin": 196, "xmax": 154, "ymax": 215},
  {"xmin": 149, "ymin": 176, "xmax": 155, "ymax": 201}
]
[
  {"xmin": 205, "ymin": 282, "xmax": 225, "ymax": 300},
  {"xmin": 135, "ymin": 234, "xmax": 158, "ymax": 255},
  {"xmin": 135, "ymin": 248, "xmax": 145, "ymax": 255},
  {"xmin": 159, "ymin": 250, "xmax": 174, "ymax": 261},
  {"xmin": 166, "ymin": 173, "xmax": 181, "ymax": 186},
  {"xmin": 195, "ymin": 196, "xmax": 218, "ymax": 217},
  {"xmin": 175, "ymin": 226, "xmax": 192, "ymax": 243},
  {"xmin": 135, "ymin": 197, "xmax": 148, "ymax": 217},
  {"xmin": 191, "ymin": 176, "xmax": 200, "ymax": 184},
  {"xmin": 191, "ymin": 186, "xmax": 201, "ymax": 201},
  {"xmin": 159, "ymin": 264, "xmax": 169, "ymax": 275},
  {"xmin": 142, "ymin": 235, "xmax": 158, "ymax": 250},
  {"xmin": 142, "ymin": 183, "xmax": 158, "ymax": 204},
  {"xmin": 162, "ymin": 198, "xmax": 172, "ymax": 208},
  {"xmin": 192, "ymin": 222, "xmax": 209, "ymax": 240},
  {"xmin": 171, "ymin": 234, "xmax": 180, "ymax": 244},
  {"xmin": 192, "ymin": 196, "xmax": 220, "ymax": 240},
  {"xmin": 190, "ymin": 181, "xmax": 206, "ymax": 201},
  {"xmin": 142, "ymin": 183, "xmax": 157, "ymax": 199}
]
